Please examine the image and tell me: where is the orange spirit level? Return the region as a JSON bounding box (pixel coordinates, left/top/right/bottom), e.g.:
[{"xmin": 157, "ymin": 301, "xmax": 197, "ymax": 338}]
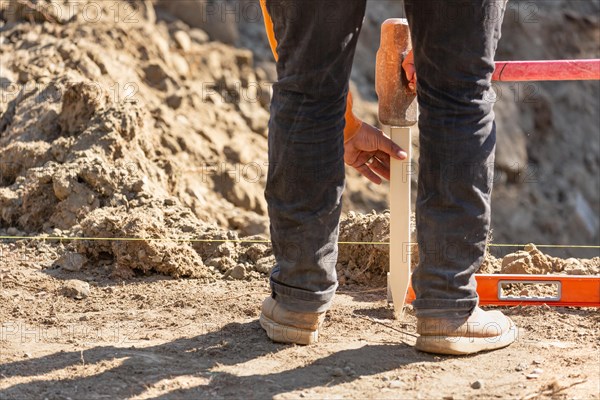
[{"xmin": 402, "ymin": 274, "xmax": 600, "ymax": 307}]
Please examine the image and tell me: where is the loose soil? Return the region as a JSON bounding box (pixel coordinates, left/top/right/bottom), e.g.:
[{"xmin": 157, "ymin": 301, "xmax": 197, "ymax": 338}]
[{"xmin": 1, "ymin": 244, "xmax": 599, "ymax": 399}]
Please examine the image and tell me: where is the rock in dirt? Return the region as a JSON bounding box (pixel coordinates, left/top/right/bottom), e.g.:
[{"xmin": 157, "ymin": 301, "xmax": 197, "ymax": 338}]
[
  {"xmin": 189, "ymin": 28, "xmax": 209, "ymax": 44},
  {"xmin": 53, "ymin": 252, "xmax": 86, "ymax": 272},
  {"xmin": 173, "ymin": 30, "xmax": 192, "ymax": 52},
  {"xmin": 515, "ymin": 362, "xmax": 528, "ymax": 372},
  {"xmin": 526, "ymin": 368, "xmax": 544, "ymax": 379},
  {"xmin": 389, "ymin": 380, "xmax": 404, "ymax": 389},
  {"xmin": 166, "ymin": 93, "xmax": 183, "ymax": 109},
  {"xmin": 471, "ymin": 380, "xmax": 484, "ymax": 389},
  {"xmin": 171, "ymin": 53, "xmax": 190, "ymax": 77},
  {"xmin": 58, "ymin": 82, "xmax": 109, "ymax": 135},
  {"xmin": 254, "ymin": 256, "xmax": 274, "ymax": 274},
  {"xmin": 61, "ymin": 280, "xmax": 90, "ymax": 299},
  {"xmin": 560, "ymin": 258, "xmax": 585, "ymax": 275},
  {"xmin": 501, "ymin": 244, "xmax": 554, "ymax": 274},
  {"xmin": 229, "ymin": 264, "xmax": 246, "ymax": 280}
]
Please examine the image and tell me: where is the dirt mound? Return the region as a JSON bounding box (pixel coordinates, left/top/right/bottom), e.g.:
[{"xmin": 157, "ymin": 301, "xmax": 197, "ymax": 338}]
[
  {"xmin": 337, "ymin": 211, "xmax": 392, "ymax": 285},
  {"xmin": 337, "ymin": 213, "xmax": 599, "ymax": 283},
  {"xmin": 500, "ymin": 244, "xmax": 599, "ymax": 276},
  {"xmin": 0, "ymin": 1, "xmax": 275, "ymax": 278}
]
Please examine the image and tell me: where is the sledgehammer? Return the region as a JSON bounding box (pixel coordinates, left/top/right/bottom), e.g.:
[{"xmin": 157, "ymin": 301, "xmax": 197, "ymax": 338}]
[{"xmin": 376, "ymin": 19, "xmax": 417, "ymax": 319}]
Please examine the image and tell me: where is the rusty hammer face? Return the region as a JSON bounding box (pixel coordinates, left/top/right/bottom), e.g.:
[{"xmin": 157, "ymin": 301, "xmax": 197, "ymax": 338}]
[{"xmin": 376, "ymin": 18, "xmax": 418, "ymax": 127}]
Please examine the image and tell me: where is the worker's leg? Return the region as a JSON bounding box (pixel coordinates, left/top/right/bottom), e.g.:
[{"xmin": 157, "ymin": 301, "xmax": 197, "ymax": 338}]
[
  {"xmin": 404, "ymin": 0, "xmax": 507, "ymax": 318},
  {"xmin": 262, "ymin": 0, "xmax": 367, "ymax": 312}
]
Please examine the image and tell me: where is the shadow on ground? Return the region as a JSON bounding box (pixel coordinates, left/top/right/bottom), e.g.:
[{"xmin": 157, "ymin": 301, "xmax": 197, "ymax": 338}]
[{"xmin": 0, "ymin": 320, "xmax": 430, "ymax": 399}]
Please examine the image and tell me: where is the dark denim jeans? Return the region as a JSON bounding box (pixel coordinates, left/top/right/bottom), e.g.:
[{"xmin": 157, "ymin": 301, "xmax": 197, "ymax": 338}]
[{"xmin": 264, "ymin": 0, "xmax": 506, "ymax": 317}]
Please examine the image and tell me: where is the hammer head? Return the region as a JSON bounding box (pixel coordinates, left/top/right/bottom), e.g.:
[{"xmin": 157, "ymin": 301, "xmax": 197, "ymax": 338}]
[{"xmin": 376, "ymin": 18, "xmax": 418, "ymax": 127}]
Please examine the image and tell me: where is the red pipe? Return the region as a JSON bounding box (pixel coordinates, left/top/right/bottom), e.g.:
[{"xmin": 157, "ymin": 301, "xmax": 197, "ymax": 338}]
[{"xmin": 493, "ymin": 59, "xmax": 600, "ymax": 82}]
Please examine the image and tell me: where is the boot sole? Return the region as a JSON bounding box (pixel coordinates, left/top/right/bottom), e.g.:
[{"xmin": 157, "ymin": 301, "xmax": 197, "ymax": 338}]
[
  {"xmin": 259, "ymin": 314, "xmax": 319, "ymax": 345},
  {"xmin": 415, "ymin": 318, "xmax": 518, "ymax": 355}
]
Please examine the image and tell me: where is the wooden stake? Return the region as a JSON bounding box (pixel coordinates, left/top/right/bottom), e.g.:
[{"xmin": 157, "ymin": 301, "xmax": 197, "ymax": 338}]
[{"xmin": 387, "ymin": 125, "xmax": 412, "ymax": 319}]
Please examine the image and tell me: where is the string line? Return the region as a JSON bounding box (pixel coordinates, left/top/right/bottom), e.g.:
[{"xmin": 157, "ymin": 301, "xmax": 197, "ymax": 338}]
[{"xmin": 0, "ymin": 236, "xmax": 598, "ymax": 249}]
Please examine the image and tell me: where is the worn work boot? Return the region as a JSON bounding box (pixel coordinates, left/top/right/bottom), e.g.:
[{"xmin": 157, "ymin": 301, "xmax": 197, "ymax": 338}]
[
  {"xmin": 415, "ymin": 307, "xmax": 517, "ymax": 355},
  {"xmin": 259, "ymin": 297, "xmax": 326, "ymax": 345}
]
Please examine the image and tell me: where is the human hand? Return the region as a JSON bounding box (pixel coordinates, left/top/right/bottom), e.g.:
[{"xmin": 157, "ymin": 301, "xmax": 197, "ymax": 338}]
[
  {"xmin": 402, "ymin": 49, "xmax": 417, "ymax": 92},
  {"xmin": 344, "ymin": 122, "xmax": 407, "ymax": 184}
]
